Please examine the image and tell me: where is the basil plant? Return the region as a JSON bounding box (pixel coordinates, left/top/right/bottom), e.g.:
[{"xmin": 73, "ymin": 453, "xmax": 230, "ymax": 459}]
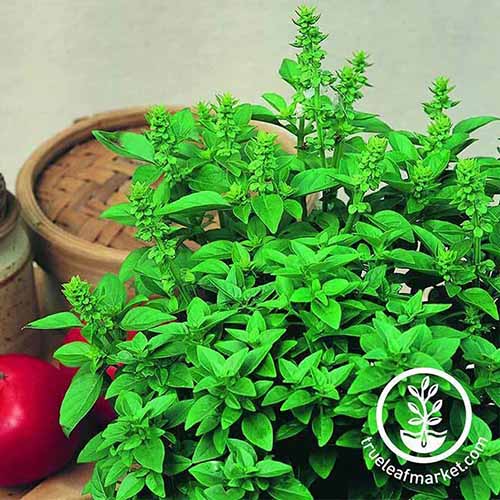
[{"xmin": 29, "ymin": 6, "xmax": 499, "ymax": 500}]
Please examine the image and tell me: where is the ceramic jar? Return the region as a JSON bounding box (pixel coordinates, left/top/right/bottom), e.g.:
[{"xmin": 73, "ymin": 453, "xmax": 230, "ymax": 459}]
[{"xmin": 0, "ymin": 191, "xmax": 39, "ymax": 354}]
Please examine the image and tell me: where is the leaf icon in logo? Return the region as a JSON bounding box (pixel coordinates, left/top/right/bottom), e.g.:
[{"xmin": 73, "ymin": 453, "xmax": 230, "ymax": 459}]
[
  {"xmin": 400, "ymin": 375, "xmax": 447, "ymax": 454},
  {"xmin": 408, "ymin": 385, "xmax": 420, "ymax": 399},
  {"xmin": 408, "ymin": 417, "xmax": 423, "ymax": 426},
  {"xmin": 407, "ymin": 402, "xmax": 422, "ymax": 415},
  {"xmin": 421, "ymin": 376, "xmax": 430, "ymax": 391},
  {"xmin": 428, "ymin": 383, "xmax": 439, "ymax": 399},
  {"xmin": 431, "ymin": 399, "xmax": 443, "ymax": 414},
  {"xmin": 427, "ymin": 417, "xmax": 442, "ymax": 426}
]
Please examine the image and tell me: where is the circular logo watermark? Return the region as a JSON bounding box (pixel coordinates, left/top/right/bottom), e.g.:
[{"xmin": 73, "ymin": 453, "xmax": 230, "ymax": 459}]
[{"xmin": 375, "ymin": 367, "xmax": 472, "ymax": 464}]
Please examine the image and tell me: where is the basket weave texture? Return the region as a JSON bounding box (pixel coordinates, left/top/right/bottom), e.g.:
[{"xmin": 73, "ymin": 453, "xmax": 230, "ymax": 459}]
[{"xmin": 35, "ymin": 133, "xmax": 142, "ymax": 251}]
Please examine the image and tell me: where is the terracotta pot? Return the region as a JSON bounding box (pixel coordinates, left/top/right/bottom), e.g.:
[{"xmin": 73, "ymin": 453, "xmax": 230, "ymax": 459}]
[
  {"xmin": 16, "ymin": 106, "xmax": 299, "ymax": 289},
  {"xmin": 0, "ymin": 191, "xmax": 39, "ymax": 354}
]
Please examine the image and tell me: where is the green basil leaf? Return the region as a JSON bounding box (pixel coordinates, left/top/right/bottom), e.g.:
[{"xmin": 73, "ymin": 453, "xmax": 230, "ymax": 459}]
[
  {"xmin": 262, "ymin": 93, "xmax": 288, "ymax": 113},
  {"xmin": 157, "ymin": 191, "xmax": 230, "ymax": 216},
  {"xmin": 312, "ymin": 414, "xmax": 334, "ymax": 447},
  {"xmin": 25, "ymin": 312, "xmax": 82, "ymax": 330},
  {"xmin": 145, "ymin": 472, "xmax": 166, "ymax": 497},
  {"xmin": 133, "ymin": 438, "xmax": 165, "ymax": 473},
  {"xmin": 256, "ymin": 459, "xmax": 292, "ymax": 478},
  {"xmin": 77, "ymin": 432, "xmax": 108, "ymax": 463},
  {"xmin": 95, "ymin": 273, "xmax": 127, "ymax": 311},
  {"xmin": 284, "ymin": 199, "xmax": 304, "ymax": 221},
  {"xmin": 164, "ymin": 455, "xmax": 191, "ymax": 476},
  {"xmin": 251, "ymin": 105, "xmax": 279, "ymax": 124},
  {"xmin": 53, "ymin": 341, "xmax": 93, "ymax": 367},
  {"xmin": 192, "ymin": 241, "xmax": 234, "ymax": 261},
  {"xmin": 348, "ymin": 367, "xmax": 391, "ymax": 394},
  {"xmin": 311, "ymin": 299, "xmax": 342, "ymax": 330},
  {"xmin": 459, "ymin": 473, "xmax": 490, "ymax": 500},
  {"xmin": 423, "ymin": 149, "xmax": 450, "ymax": 177},
  {"xmin": 106, "ymin": 374, "xmax": 138, "ymax": 399},
  {"xmin": 60, "ymin": 365, "xmax": 103, "ymax": 436},
  {"xmin": 189, "ymin": 461, "xmax": 223, "ymax": 487},
  {"xmin": 185, "ymin": 394, "xmax": 221, "ymax": 430},
  {"xmin": 290, "ymin": 168, "xmax": 338, "ymax": 196},
  {"xmin": 308, "ymin": 448, "xmax": 337, "ymax": 479},
  {"xmin": 459, "ymin": 288, "xmax": 499, "ymax": 320},
  {"xmin": 116, "ymin": 472, "xmax": 145, "ymax": 500},
  {"xmin": 453, "ymin": 116, "xmax": 499, "ymax": 134},
  {"xmin": 478, "ymin": 460, "xmax": 500, "ymax": 496},
  {"xmin": 251, "ymin": 194, "xmax": 284, "ymax": 234},
  {"xmin": 171, "ymin": 108, "xmax": 196, "ymax": 141},
  {"xmin": 93, "ymin": 130, "xmax": 154, "ymax": 163},
  {"xmin": 269, "ymin": 477, "xmax": 313, "ymax": 500},
  {"xmin": 279, "ymin": 58, "xmax": 300, "ymax": 87},
  {"xmin": 100, "ymin": 203, "xmax": 135, "ymax": 225},
  {"xmin": 120, "ymin": 307, "xmax": 175, "ymax": 330},
  {"xmin": 388, "ymin": 131, "xmax": 419, "ymax": 161},
  {"xmin": 336, "ymin": 429, "xmax": 362, "ymax": 448},
  {"xmin": 242, "ymin": 413, "xmax": 273, "ymax": 451}
]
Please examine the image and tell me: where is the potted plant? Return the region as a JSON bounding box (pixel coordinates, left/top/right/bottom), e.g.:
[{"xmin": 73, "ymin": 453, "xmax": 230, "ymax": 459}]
[{"xmin": 28, "ymin": 6, "xmax": 499, "ymax": 500}]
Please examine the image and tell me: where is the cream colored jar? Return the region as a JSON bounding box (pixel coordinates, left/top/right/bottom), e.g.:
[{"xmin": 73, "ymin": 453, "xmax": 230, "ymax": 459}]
[{"xmin": 0, "ymin": 192, "xmax": 39, "ymax": 354}]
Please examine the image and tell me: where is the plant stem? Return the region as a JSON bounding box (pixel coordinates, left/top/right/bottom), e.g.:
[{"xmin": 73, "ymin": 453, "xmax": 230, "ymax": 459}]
[
  {"xmin": 332, "ymin": 140, "xmax": 343, "ymax": 170},
  {"xmin": 169, "ymin": 260, "xmax": 190, "ymax": 304},
  {"xmin": 323, "ymin": 139, "xmax": 344, "ymax": 211},
  {"xmin": 156, "ymin": 237, "xmax": 190, "ymax": 304},
  {"xmin": 297, "ymin": 115, "xmax": 305, "ymax": 153},
  {"xmin": 313, "ymin": 87, "xmax": 328, "ymax": 212},
  {"xmin": 314, "ymin": 87, "xmax": 326, "ymax": 169},
  {"xmin": 219, "ymin": 210, "xmax": 227, "ymax": 229},
  {"xmin": 343, "ymin": 213, "xmax": 357, "ymax": 234},
  {"xmin": 342, "ymin": 191, "xmax": 362, "ymax": 234},
  {"xmin": 473, "ymin": 212, "xmax": 481, "ymax": 266}
]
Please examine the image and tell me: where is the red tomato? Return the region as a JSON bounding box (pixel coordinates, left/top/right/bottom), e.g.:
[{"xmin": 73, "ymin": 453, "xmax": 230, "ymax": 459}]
[
  {"xmin": 106, "ymin": 364, "xmax": 118, "ymax": 380},
  {"xmin": 0, "ymin": 354, "xmax": 81, "ymax": 486},
  {"xmin": 126, "ymin": 330, "xmax": 138, "ymax": 341},
  {"xmin": 57, "ymin": 328, "xmax": 137, "ymax": 427}
]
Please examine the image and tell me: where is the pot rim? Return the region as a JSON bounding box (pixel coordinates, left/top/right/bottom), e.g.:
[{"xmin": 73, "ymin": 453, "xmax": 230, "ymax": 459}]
[{"xmin": 0, "ymin": 192, "xmax": 20, "ymax": 241}]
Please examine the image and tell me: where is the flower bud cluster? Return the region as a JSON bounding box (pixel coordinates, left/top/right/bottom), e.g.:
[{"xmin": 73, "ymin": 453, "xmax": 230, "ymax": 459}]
[
  {"xmin": 145, "ymin": 105, "xmax": 178, "ymax": 172},
  {"xmin": 292, "ymin": 6, "xmax": 334, "ymax": 91},
  {"xmin": 452, "ymin": 159, "xmax": 492, "ymax": 236},
  {"xmin": 129, "ymin": 182, "xmax": 170, "ymax": 242},
  {"xmin": 434, "ymin": 248, "xmax": 458, "ymax": 282},
  {"xmin": 355, "ymin": 136, "xmax": 388, "ymax": 192},
  {"xmin": 423, "ymin": 76, "xmax": 459, "ymax": 119},
  {"xmin": 411, "ymin": 162, "xmax": 435, "ymax": 200},
  {"xmin": 63, "ymin": 276, "xmax": 114, "ymax": 335},
  {"xmin": 247, "ymin": 131, "xmax": 279, "ymax": 194}
]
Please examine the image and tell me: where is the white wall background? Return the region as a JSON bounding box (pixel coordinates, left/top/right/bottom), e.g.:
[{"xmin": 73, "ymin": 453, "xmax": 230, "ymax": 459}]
[{"xmin": 1, "ymin": 0, "xmax": 499, "ymax": 190}]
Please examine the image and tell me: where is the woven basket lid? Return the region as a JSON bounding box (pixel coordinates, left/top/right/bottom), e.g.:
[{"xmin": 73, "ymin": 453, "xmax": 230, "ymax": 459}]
[{"xmin": 35, "ymin": 132, "xmax": 142, "ymax": 251}]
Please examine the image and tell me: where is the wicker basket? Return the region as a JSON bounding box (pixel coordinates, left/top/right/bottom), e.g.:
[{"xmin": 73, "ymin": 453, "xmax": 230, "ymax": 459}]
[{"xmin": 16, "ymin": 107, "xmax": 297, "ymax": 288}]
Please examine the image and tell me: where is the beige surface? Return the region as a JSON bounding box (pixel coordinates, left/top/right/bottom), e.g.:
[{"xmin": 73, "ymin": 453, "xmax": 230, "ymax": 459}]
[
  {"xmin": 1, "ymin": 0, "xmax": 500, "ymax": 191},
  {"xmin": 0, "ymin": 464, "xmax": 91, "ymax": 500},
  {"xmin": 20, "ymin": 464, "xmax": 92, "ymax": 500}
]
